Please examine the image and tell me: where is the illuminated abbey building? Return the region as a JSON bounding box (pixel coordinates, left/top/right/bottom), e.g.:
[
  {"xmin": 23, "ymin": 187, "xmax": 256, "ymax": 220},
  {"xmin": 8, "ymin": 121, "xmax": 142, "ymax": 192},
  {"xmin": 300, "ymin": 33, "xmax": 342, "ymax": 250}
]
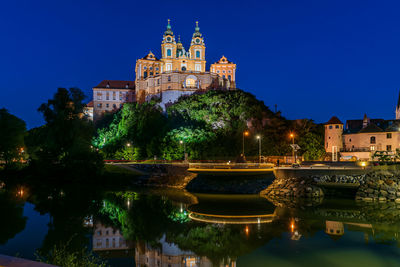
[{"xmin": 91, "ymin": 20, "xmax": 237, "ymax": 119}]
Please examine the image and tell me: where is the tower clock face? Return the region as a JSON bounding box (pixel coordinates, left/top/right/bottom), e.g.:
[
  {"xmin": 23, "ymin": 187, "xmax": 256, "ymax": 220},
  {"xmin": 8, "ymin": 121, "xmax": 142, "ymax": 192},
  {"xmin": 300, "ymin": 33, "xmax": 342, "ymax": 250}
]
[
  {"xmin": 196, "ymin": 38, "xmax": 200, "ymax": 44},
  {"xmin": 167, "ymin": 36, "xmax": 172, "ymax": 42}
]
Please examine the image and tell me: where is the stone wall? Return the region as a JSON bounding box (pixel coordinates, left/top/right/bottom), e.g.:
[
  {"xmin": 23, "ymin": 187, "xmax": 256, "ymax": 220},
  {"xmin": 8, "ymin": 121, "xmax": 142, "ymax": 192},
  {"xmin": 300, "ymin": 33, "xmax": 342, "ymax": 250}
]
[
  {"xmin": 262, "ymin": 168, "xmax": 400, "ymax": 203},
  {"xmin": 356, "ymin": 172, "xmax": 400, "ymax": 203}
]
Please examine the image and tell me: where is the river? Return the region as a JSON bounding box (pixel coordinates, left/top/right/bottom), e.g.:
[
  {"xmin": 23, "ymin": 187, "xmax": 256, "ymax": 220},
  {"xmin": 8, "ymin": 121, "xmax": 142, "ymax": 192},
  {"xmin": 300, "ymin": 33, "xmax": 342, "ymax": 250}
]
[{"xmin": 0, "ymin": 182, "xmax": 399, "ymax": 266}]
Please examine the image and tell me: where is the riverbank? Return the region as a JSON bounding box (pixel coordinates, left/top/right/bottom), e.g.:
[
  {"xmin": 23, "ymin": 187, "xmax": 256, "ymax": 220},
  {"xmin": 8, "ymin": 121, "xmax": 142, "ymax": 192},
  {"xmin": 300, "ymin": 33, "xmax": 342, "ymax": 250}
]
[{"xmin": 261, "ymin": 166, "xmax": 400, "ymax": 203}]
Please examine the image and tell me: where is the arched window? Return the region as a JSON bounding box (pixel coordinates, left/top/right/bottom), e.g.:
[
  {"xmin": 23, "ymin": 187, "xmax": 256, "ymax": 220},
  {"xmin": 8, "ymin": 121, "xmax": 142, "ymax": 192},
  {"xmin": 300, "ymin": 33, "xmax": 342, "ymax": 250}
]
[
  {"xmin": 370, "ymin": 136, "xmax": 376, "ymax": 144},
  {"xmin": 196, "ymin": 50, "xmax": 200, "ymax": 58},
  {"xmin": 167, "ymin": 49, "xmax": 171, "ymax": 57},
  {"xmin": 186, "ymin": 78, "xmax": 196, "ymax": 87},
  {"xmin": 228, "ymin": 75, "xmax": 231, "ymax": 81}
]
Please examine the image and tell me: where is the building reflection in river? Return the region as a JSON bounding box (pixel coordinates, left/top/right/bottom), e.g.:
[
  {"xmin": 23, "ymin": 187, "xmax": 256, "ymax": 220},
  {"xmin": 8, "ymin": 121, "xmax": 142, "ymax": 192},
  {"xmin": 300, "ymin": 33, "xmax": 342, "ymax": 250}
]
[
  {"xmin": 135, "ymin": 235, "xmax": 236, "ymax": 267},
  {"xmin": 92, "ymin": 223, "xmax": 134, "ymax": 257}
]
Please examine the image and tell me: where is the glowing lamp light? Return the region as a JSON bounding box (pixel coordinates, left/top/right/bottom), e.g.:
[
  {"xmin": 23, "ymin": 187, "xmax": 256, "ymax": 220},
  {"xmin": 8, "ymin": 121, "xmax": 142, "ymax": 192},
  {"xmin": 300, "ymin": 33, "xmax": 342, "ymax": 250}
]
[
  {"xmin": 361, "ymin": 162, "xmax": 366, "ymax": 167},
  {"xmin": 256, "ymin": 135, "xmax": 260, "ymax": 139},
  {"xmin": 244, "ymin": 131, "xmax": 250, "ymax": 136},
  {"xmin": 126, "ymin": 143, "xmax": 131, "ymax": 147},
  {"xmin": 290, "ymin": 133, "xmax": 294, "ymax": 138},
  {"xmin": 245, "ymin": 226, "xmax": 249, "ymax": 235}
]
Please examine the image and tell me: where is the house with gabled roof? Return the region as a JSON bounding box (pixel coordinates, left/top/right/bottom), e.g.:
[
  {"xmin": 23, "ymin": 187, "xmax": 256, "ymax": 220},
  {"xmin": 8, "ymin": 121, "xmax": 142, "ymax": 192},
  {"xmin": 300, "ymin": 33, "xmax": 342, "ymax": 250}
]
[{"xmin": 325, "ymin": 92, "xmax": 400, "ymax": 161}]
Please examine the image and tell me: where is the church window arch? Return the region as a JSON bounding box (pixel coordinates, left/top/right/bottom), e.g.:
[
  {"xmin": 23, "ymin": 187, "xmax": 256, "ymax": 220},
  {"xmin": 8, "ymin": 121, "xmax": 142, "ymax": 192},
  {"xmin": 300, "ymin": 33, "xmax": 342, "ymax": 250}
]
[
  {"xmin": 196, "ymin": 50, "xmax": 200, "ymax": 58},
  {"xmin": 167, "ymin": 49, "xmax": 172, "ymax": 57},
  {"xmin": 185, "ymin": 75, "xmax": 198, "ymax": 88},
  {"xmin": 370, "ymin": 136, "xmax": 376, "ymax": 144}
]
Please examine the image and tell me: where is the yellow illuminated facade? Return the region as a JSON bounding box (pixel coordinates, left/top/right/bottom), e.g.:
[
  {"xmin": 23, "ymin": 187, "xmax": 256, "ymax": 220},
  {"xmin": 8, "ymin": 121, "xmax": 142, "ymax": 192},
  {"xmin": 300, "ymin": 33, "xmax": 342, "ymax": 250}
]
[{"xmin": 135, "ymin": 20, "xmax": 236, "ymax": 103}]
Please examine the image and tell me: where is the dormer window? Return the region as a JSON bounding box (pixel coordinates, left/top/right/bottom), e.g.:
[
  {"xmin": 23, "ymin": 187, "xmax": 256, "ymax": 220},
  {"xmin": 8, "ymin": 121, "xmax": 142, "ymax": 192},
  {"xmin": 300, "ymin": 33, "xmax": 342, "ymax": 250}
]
[
  {"xmin": 106, "ymin": 83, "xmax": 110, "ymax": 88},
  {"xmin": 125, "ymin": 84, "xmax": 129, "ymax": 89}
]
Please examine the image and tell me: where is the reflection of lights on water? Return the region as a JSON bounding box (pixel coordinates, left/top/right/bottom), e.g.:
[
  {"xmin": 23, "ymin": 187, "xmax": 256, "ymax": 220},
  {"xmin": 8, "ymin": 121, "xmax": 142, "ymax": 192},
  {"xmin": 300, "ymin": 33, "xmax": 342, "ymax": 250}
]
[
  {"xmin": 290, "ymin": 218, "xmax": 295, "ymax": 233},
  {"xmin": 245, "ymin": 226, "xmax": 249, "ymax": 235},
  {"xmin": 16, "ymin": 187, "xmax": 25, "ymax": 198},
  {"xmin": 180, "ymin": 203, "xmax": 183, "ymax": 213},
  {"xmin": 127, "ymin": 199, "xmax": 130, "ymax": 208}
]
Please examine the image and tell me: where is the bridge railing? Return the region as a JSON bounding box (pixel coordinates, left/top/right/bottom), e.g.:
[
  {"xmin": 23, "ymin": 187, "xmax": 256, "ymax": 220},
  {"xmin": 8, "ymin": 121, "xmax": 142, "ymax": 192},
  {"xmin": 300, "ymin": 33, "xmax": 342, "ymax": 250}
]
[{"xmin": 188, "ymin": 162, "xmax": 274, "ymax": 169}]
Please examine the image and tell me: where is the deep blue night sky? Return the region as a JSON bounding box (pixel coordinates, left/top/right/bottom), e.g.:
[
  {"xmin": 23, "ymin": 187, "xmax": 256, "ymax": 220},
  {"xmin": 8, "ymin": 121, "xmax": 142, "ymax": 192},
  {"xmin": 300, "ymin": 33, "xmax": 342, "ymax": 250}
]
[{"xmin": 1, "ymin": 0, "xmax": 400, "ymax": 128}]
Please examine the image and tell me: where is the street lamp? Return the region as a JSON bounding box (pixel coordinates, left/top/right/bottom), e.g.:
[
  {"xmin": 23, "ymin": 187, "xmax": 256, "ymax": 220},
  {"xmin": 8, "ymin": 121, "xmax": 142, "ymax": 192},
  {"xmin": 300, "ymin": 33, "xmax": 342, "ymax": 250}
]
[
  {"xmin": 180, "ymin": 140, "xmax": 187, "ymax": 162},
  {"xmin": 256, "ymin": 135, "xmax": 261, "ymax": 163},
  {"xmin": 242, "ymin": 131, "xmax": 250, "ymax": 156},
  {"xmin": 126, "ymin": 143, "xmax": 131, "ymax": 147},
  {"xmin": 290, "ymin": 132, "xmax": 295, "ymax": 163}
]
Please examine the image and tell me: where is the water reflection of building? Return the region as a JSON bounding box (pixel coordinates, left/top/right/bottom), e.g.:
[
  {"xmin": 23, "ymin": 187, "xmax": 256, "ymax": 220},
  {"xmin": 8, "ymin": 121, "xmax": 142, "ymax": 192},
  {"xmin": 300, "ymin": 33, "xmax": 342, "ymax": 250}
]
[
  {"xmin": 92, "ymin": 223, "xmax": 134, "ymax": 257},
  {"xmin": 135, "ymin": 235, "xmax": 235, "ymax": 267},
  {"xmin": 325, "ymin": 221, "xmax": 345, "ymax": 241}
]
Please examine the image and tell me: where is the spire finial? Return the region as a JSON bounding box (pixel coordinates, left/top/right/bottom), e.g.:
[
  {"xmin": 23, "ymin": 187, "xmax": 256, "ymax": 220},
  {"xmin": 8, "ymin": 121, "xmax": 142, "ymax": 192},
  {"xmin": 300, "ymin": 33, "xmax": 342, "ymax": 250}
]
[
  {"xmin": 195, "ymin": 21, "xmax": 199, "ymax": 31},
  {"xmin": 167, "ymin": 19, "xmax": 171, "ymax": 29}
]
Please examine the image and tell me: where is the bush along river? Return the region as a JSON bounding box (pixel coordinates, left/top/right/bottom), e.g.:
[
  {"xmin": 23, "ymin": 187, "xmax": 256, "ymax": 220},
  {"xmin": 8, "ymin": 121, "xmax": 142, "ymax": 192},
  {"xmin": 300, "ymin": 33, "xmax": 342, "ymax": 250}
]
[{"xmin": 1, "ymin": 169, "xmax": 400, "ymax": 266}]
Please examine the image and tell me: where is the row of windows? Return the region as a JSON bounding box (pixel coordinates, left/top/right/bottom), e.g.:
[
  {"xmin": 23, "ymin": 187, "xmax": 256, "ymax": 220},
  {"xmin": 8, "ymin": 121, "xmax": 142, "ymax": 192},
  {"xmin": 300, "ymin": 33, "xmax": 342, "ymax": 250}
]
[
  {"xmin": 143, "ymin": 71, "xmax": 159, "ymax": 78},
  {"xmin": 216, "ymin": 70, "xmax": 232, "ymax": 73},
  {"xmin": 97, "ymin": 92, "xmax": 128, "ymax": 101},
  {"xmin": 97, "ymin": 229, "xmax": 117, "ymax": 236},
  {"xmin": 327, "ymin": 125, "xmax": 343, "ymax": 129},
  {"xmin": 97, "ymin": 103, "xmax": 122, "ymax": 109},
  {"xmin": 348, "ymin": 133, "xmax": 392, "ymax": 144},
  {"xmin": 143, "ymin": 66, "xmax": 159, "ymax": 71},
  {"xmin": 95, "ymin": 237, "xmax": 125, "ymax": 248}
]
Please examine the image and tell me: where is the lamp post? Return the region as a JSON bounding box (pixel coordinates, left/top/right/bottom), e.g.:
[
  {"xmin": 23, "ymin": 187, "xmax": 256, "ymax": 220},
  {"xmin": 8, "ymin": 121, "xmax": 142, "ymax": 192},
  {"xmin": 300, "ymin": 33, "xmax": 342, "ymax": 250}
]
[
  {"xmin": 180, "ymin": 140, "xmax": 187, "ymax": 162},
  {"xmin": 256, "ymin": 135, "xmax": 261, "ymax": 163},
  {"xmin": 290, "ymin": 132, "xmax": 295, "ymax": 163},
  {"xmin": 242, "ymin": 131, "xmax": 249, "ymax": 156}
]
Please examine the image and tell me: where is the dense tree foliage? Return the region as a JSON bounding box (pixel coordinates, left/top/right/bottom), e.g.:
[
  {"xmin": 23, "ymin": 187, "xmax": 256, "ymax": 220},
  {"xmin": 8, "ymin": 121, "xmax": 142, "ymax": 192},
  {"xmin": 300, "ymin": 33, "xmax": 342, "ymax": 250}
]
[
  {"xmin": 0, "ymin": 109, "xmax": 26, "ymax": 165},
  {"xmin": 25, "ymin": 88, "xmax": 103, "ymax": 176},
  {"xmin": 94, "ymin": 90, "xmax": 325, "ymax": 160}
]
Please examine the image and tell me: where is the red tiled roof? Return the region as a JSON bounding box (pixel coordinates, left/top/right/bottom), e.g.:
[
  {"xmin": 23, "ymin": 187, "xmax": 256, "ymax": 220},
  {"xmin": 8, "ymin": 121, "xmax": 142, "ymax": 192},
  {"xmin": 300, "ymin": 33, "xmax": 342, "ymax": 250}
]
[
  {"xmin": 325, "ymin": 116, "xmax": 343, "ymax": 125},
  {"xmin": 94, "ymin": 80, "xmax": 135, "ymax": 90},
  {"xmin": 86, "ymin": 100, "xmax": 93, "ymax": 107}
]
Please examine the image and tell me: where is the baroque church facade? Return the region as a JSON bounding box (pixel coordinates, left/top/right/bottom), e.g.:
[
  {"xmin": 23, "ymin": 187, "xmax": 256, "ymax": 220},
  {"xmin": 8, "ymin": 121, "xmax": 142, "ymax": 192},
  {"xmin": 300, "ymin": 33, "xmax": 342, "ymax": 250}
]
[
  {"xmin": 134, "ymin": 20, "xmax": 236, "ymax": 105},
  {"xmin": 90, "ymin": 20, "xmax": 236, "ymax": 120}
]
